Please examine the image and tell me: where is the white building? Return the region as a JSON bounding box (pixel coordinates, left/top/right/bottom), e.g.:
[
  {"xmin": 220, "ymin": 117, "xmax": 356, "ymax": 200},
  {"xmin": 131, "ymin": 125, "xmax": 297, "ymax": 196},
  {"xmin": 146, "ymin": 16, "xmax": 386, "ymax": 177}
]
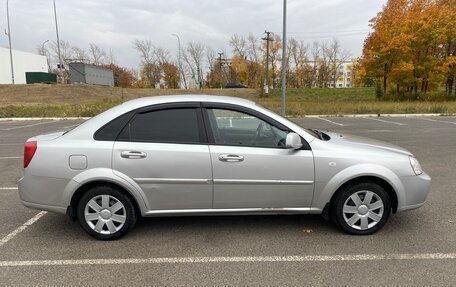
[
  {"xmin": 0, "ymin": 47, "xmax": 48, "ymax": 84},
  {"xmin": 330, "ymin": 61, "xmax": 353, "ymax": 88}
]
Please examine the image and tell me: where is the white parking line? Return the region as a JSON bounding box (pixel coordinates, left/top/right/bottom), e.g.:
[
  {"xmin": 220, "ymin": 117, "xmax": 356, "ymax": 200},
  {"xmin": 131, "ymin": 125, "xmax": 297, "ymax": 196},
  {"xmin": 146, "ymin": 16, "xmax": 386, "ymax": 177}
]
[
  {"xmin": 317, "ymin": 117, "xmax": 345, "ymax": 126},
  {"xmin": 0, "ymin": 187, "xmax": 18, "ymax": 190},
  {"xmin": 0, "ymin": 253, "xmax": 455, "ymax": 267},
  {"xmin": 50, "ymin": 124, "xmax": 81, "ymax": 133},
  {"xmin": 414, "ymin": 117, "xmax": 456, "ymax": 125},
  {"xmin": 1, "ymin": 121, "xmax": 55, "ymax": 131},
  {"xmin": 362, "ymin": 117, "xmax": 406, "ymax": 126},
  {"xmin": 0, "ymin": 156, "xmax": 22, "ymax": 160},
  {"xmin": 0, "ymin": 211, "xmax": 47, "ymax": 248}
]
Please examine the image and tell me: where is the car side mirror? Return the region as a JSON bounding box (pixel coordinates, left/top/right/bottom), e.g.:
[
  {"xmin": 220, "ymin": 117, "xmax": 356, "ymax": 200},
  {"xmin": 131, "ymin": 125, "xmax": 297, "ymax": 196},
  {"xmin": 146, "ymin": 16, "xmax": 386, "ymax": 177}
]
[{"xmin": 285, "ymin": 132, "xmax": 303, "ymax": 149}]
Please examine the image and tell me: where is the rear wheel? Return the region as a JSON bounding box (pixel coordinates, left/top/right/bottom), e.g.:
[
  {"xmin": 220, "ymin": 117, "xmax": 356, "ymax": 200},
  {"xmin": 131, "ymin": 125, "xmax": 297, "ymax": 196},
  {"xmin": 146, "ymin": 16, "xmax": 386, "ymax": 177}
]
[
  {"xmin": 77, "ymin": 185, "xmax": 137, "ymax": 240},
  {"xmin": 331, "ymin": 182, "xmax": 391, "ymax": 235}
]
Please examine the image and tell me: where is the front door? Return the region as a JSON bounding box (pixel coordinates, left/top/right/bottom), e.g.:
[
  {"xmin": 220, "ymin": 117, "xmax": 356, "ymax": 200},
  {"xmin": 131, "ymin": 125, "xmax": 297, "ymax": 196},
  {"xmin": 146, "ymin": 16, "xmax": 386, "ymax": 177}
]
[
  {"xmin": 203, "ymin": 105, "xmax": 315, "ymax": 209},
  {"xmin": 112, "ymin": 104, "xmax": 212, "ymax": 210}
]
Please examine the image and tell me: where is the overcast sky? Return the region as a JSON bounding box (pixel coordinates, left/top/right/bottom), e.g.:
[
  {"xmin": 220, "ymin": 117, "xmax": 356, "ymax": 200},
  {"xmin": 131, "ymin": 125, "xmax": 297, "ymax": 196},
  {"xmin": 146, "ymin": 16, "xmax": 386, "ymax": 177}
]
[{"xmin": 1, "ymin": 0, "xmax": 387, "ymax": 69}]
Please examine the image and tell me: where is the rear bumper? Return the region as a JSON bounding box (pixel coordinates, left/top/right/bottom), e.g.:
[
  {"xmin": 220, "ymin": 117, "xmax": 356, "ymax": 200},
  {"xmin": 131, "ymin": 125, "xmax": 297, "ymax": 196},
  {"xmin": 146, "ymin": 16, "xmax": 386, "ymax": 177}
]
[
  {"xmin": 18, "ymin": 175, "xmax": 68, "ymax": 215},
  {"xmin": 21, "ymin": 199, "xmax": 67, "ymax": 214},
  {"xmin": 397, "ymin": 172, "xmax": 431, "ymax": 212}
]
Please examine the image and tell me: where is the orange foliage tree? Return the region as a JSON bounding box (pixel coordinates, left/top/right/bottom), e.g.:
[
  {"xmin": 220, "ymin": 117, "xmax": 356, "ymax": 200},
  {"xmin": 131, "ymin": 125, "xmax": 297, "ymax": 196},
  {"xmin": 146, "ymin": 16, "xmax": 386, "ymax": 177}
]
[{"xmin": 359, "ymin": 0, "xmax": 456, "ymax": 99}]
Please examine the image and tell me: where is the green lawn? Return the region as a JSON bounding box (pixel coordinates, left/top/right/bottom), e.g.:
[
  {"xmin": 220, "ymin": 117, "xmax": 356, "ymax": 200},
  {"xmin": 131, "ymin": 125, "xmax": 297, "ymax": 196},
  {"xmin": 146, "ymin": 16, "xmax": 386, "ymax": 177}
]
[{"xmin": 256, "ymin": 88, "xmax": 456, "ymax": 116}]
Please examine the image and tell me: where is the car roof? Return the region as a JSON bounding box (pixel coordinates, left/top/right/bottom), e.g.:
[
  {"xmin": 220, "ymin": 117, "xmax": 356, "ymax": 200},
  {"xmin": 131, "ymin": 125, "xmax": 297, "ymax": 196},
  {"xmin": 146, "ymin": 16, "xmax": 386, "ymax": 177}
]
[
  {"xmin": 64, "ymin": 94, "xmax": 316, "ymax": 143},
  {"xmin": 121, "ymin": 94, "xmax": 257, "ymax": 110}
]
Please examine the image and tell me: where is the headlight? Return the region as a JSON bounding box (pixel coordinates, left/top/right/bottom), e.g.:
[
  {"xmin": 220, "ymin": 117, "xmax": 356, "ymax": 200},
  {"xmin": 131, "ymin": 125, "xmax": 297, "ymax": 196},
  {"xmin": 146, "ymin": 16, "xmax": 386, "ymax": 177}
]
[{"xmin": 409, "ymin": 156, "xmax": 423, "ymax": 175}]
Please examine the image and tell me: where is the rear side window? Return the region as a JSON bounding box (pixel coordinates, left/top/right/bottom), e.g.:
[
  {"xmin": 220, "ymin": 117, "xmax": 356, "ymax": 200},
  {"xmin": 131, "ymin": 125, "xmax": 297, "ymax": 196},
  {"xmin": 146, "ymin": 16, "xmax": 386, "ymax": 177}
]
[
  {"xmin": 94, "ymin": 111, "xmax": 135, "ymax": 141},
  {"xmin": 119, "ymin": 108, "xmax": 201, "ymax": 143}
]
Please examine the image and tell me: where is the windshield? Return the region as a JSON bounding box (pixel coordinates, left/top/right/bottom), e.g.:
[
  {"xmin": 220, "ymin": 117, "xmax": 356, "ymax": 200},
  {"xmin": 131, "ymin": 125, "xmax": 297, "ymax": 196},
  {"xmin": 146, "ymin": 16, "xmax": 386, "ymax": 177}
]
[{"xmin": 303, "ymin": 128, "xmax": 320, "ymax": 139}]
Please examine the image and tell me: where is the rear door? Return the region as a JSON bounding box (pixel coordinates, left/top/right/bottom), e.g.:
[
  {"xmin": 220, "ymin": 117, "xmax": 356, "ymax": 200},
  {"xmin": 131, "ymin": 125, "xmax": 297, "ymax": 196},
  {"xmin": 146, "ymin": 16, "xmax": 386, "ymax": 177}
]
[
  {"xmin": 202, "ymin": 104, "xmax": 315, "ymax": 209},
  {"xmin": 112, "ymin": 103, "xmax": 213, "ymax": 210}
]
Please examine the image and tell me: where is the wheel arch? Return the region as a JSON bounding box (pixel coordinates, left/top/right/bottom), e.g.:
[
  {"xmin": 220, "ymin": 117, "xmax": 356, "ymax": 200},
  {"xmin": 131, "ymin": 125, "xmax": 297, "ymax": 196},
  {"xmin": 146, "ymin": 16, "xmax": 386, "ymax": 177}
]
[
  {"xmin": 314, "ymin": 163, "xmax": 404, "ymax": 216},
  {"xmin": 67, "ymin": 180, "xmax": 142, "ymax": 219},
  {"xmin": 63, "ymin": 168, "xmax": 149, "ymax": 218},
  {"xmin": 329, "ymin": 176, "xmax": 398, "ymax": 213}
]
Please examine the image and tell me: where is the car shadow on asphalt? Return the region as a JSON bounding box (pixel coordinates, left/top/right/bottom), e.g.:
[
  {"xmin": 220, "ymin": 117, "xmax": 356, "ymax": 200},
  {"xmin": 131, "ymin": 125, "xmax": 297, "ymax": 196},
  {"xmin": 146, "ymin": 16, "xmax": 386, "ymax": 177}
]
[{"xmin": 18, "ymin": 211, "xmax": 421, "ymax": 246}]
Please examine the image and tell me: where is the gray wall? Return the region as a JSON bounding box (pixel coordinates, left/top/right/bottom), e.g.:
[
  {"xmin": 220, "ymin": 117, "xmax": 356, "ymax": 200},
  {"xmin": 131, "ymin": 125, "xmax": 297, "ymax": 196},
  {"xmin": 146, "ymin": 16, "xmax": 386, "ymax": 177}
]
[{"xmin": 69, "ymin": 63, "xmax": 114, "ymax": 86}]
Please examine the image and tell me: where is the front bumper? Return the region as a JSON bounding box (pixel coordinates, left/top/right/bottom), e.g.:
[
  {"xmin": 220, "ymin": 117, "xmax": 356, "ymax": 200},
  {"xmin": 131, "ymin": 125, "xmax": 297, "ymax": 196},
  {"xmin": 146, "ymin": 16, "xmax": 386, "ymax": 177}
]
[{"xmin": 397, "ymin": 172, "xmax": 431, "ymax": 212}]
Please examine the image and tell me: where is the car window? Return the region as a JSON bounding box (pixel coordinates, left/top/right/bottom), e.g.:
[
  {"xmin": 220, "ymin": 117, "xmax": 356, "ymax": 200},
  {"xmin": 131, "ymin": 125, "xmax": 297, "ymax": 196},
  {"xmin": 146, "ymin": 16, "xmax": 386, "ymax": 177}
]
[
  {"xmin": 121, "ymin": 108, "xmax": 200, "ymax": 143},
  {"xmin": 94, "ymin": 110, "xmax": 135, "ymax": 141},
  {"xmin": 207, "ymin": 108, "xmax": 288, "ymax": 148}
]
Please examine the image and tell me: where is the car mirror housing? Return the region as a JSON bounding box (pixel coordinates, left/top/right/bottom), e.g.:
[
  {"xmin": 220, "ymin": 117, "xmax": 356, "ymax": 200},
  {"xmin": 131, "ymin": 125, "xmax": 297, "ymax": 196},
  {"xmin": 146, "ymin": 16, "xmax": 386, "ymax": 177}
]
[{"xmin": 285, "ymin": 132, "xmax": 303, "ymax": 149}]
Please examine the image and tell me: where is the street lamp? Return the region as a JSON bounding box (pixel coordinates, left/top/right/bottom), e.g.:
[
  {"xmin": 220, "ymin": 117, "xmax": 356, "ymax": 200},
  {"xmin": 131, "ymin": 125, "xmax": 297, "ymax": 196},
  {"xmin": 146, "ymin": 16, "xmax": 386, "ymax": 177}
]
[
  {"xmin": 41, "ymin": 40, "xmax": 50, "ymax": 72},
  {"xmin": 41, "ymin": 39, "xmax": 50, "ymax": 51},
  {"xmin": 280, "ymin": 0, "xmax": 287, "ymax": 116},
  {"xmin": 218, "ymin": 52, "xmax": 224, "ymax": 89},
  {"xmin": 171, "ymin": 33, "xmax": 187, "ymax": 89},
  {"xmin": 6, "ymin": 0, "xmax": 14, "ymax": 84},
  {"xmin": 53, "ymin": 0, "xmax": 63, "ymax": 83}
]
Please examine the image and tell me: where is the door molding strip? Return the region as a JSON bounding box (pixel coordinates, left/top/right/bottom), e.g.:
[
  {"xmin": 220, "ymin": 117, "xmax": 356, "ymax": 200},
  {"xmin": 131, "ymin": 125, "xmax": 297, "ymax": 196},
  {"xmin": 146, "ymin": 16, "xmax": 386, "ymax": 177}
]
[
  {"xmin": 213, "ymin": 179, "xmax": 314, "ymax": 185},
  {"xmin": 134, "ymin": 178, "xmax": 212, "ymax": 184}
]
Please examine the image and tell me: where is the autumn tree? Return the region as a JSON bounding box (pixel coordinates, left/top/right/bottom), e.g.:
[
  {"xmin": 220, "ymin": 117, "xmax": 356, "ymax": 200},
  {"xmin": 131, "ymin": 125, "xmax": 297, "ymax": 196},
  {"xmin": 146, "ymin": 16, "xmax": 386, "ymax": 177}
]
[
  {"xmin": 205, "ymin": 47, "xmax": 217, "ymax": 88},
  {"xmin": 326, "ymin": 38, "xmax": 351, "ymax": 88},
  {"xmin": 103, "ymin": 63, "xmax": 136, "ymax": 88},
  {"xmin": 36, "ymin": 43, "xmax": 51, "ymax": 72},
  {"xmin": 183, "ymin": 42, "xmax": 205, "ymax": 88},
  {"xmin": 161, "ymin": 62, "xmax": 180, "ymax": 89},
  {"xmin": 133, "ymin": 39, "xmax": 177, "ymax": 88},
  {"xmin": 89, "ymin": 43, "xmax": 107, "ymax": 65},
  {"xmin": 229, "ymin": 34, "xmax": 247, "ymax": 57},
  {"xmin": 360, "ymin": 0, "xmax": 456, "ymax": 99},
  {"xmin": 287, "ymin": 37, "xmax": 311, "ymax": 88}
]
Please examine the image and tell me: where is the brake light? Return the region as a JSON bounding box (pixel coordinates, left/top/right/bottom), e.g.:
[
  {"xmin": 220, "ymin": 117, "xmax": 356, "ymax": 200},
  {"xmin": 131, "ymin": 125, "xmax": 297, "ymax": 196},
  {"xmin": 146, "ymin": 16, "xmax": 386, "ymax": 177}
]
[{"xmin": 24, "ymin": 141, "xmax": 37, "ymax": 168}]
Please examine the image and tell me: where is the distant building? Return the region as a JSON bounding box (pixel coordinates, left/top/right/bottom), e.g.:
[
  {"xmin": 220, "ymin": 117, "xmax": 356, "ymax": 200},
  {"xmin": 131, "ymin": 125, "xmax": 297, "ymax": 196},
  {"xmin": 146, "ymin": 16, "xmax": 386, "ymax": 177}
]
[
  {"xmin": 331, "ymin": 61, "xmax": 353, "ymax": 88},
  {"xmin": 0, "ymin": 47, "xmax": 48, "ymax": 84},
  {"xmin": 69, "ymin": 62, "xmax": 114, "ymax": 86}
]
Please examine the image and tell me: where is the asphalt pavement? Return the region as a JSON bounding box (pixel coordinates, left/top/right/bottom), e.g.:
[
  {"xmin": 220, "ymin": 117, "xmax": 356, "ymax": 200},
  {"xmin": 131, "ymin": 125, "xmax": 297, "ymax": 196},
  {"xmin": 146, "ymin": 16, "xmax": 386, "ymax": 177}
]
[{"xmin": 0, "ymin": 116, "xmax": 455, "ymax": 286}]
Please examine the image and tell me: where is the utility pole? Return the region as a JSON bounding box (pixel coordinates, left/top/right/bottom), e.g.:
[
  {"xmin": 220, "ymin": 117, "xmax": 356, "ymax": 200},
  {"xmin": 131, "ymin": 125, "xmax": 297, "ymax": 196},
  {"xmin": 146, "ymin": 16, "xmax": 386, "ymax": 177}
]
[
  {"xmin": 262, "ymin": 31, "xmax": 273, "ymax": 94},
  {"xmin": 172, "ymin": 34, "xmax": 187, "ymax": 89},
  {"xmin": 218, "ymin": 52, "xmax": 224, "ymax": 89},
  {"xmin": 6, "ymin": 0, "xmax": 14, "ymax": 84},
  {"xmin": 281, "ymin": 0, "xmax": 287, "ymax": 116},
  {"xmin": 54, "ymin": 0, "xmax": 63, "ymax": 83}
]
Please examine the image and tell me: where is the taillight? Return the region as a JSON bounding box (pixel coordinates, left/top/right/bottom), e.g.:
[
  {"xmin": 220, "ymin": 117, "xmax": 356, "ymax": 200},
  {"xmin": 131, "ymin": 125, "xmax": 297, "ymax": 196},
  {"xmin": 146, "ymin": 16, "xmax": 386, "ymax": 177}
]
[{"xmin": 24, "ymin": 141, "xmax": 37, "ymax": 168}]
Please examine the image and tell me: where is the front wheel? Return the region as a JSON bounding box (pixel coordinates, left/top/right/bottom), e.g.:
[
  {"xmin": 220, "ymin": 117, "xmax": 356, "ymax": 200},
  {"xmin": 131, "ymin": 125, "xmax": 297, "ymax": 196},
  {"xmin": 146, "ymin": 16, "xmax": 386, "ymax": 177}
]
[
  {"xmin": 77, "ymin": 185, "xmax": 137, "ymax": 240},
  {"xmin": 331, "ymin": 182, "xmax": 391, "ymax": 235}
]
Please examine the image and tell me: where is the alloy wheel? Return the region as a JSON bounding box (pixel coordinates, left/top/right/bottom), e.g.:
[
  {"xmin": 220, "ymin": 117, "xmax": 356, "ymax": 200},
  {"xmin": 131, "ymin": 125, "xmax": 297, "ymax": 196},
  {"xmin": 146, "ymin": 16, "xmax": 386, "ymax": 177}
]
[
  {"xmin": 84, "ymin": 194, "xmax": 127, "ymax": 235},
  {"xmin": 342, "ymin": 190, "xmax": 384, "ymax": 231}
]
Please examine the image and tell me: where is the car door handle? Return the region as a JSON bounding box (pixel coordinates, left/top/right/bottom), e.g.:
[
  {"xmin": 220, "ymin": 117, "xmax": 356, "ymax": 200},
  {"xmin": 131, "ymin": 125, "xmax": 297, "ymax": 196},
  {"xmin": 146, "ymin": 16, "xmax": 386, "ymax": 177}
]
[
  {"xmin": 219, "ymin": 154, "xmax": 244, "ymax": 162},
  {"xmin": 121, "ymin": 151, "xmax": 147, "ymax": 159}
]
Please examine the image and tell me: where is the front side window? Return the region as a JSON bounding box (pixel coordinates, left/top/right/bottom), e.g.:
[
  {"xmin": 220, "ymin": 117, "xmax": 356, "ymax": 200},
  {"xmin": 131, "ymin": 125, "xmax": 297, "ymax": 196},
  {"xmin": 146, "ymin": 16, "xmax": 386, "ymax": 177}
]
[
  {"xmin": 206, "ymin": 108, "xmax": 288, "ymax": 148},
  {"xmin": 120, "ymin": 108, "xmax": 200, "ymax": 143}
]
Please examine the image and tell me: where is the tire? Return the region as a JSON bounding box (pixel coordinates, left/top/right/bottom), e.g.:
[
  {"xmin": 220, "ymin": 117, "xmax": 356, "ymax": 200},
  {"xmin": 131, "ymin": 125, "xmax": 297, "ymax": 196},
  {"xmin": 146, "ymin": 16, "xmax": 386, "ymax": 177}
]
[
  {"xmin": 331, "ymin": 182, "xmax": 391, "ymax": 235},
  {"xmin": 77, "ymin": 185, "xmax": 137, "ymax": 240}
]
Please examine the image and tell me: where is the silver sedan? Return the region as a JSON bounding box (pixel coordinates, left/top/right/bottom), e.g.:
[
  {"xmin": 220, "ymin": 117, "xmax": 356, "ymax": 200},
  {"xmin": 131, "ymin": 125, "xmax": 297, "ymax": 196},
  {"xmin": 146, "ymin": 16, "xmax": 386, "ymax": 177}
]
[{"xmin": 18, "ymin": 95, "xmax": 431, "ymax": 240}]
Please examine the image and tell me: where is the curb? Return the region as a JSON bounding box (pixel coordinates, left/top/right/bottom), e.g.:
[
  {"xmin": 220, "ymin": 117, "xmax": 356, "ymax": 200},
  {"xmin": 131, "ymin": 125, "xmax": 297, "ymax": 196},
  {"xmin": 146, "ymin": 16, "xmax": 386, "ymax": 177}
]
[
  {"xmin": 0, "ymin": 114, "xmax": 455, "ymax": 121},
  {"xmin": 0, "ymin": 117, "xmax": 91, "ymax": 121},
  {"xmin": 298, "ymin": 113, "xmax": 454, "ymax": 118}
]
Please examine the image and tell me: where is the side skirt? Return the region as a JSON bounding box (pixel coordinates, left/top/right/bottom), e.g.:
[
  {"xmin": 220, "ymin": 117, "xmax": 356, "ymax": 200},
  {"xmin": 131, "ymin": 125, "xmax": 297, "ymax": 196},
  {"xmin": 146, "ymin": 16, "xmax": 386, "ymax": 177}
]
[{"xmin": 143, "ymin": 207, "xmax": 323, "ymax": 217}]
